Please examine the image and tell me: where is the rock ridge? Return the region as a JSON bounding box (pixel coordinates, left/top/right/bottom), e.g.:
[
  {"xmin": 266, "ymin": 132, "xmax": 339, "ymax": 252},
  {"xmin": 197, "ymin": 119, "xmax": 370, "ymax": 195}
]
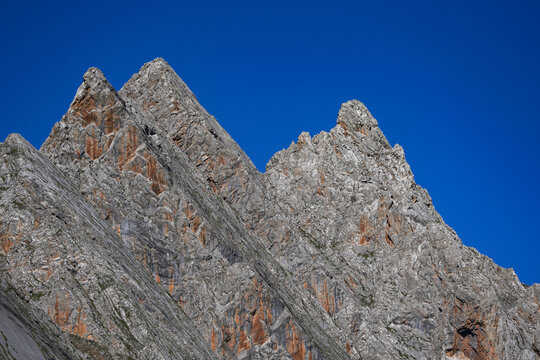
[{"xmin": 0, "ymin": 58, "xmax": 538, "ymax": 360}]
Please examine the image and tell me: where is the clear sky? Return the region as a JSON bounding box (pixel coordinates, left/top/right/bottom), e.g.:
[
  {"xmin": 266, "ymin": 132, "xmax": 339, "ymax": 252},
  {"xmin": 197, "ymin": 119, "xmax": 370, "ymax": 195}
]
[{"xmin": 1, "ymin": 1, "xmax": 538, "ymax": 284}]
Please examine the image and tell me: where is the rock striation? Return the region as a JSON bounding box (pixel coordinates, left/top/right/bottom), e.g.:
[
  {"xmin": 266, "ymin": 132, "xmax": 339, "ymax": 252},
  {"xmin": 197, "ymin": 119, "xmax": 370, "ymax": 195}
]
[{"xmin": 1, "ymin": 58, "xmax": 538, "ymax": 360}]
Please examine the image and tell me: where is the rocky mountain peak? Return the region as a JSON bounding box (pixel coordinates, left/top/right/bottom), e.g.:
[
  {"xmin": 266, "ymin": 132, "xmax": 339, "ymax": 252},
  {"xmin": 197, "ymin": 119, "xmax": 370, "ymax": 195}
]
[
  {"xmin": 1, "ymin": 58, "xmax": 538, "ymax": 360},
  {"xmin": 337, "ymin": 99, "xmax": 378, "ymax": 128},
  {"xmin": 336, "ymin": 99, "xmax": 392, "ymax": 153},
  {"xmin": 81, "ymin": 66, "xmax": 111, "ymax": 88},
  {"xmin": 3, "ymin": 132, "xmax": 27, "ymax": 148},
  {"xmin": 40, "ymin": 66, "xmax": 130, "ymax": 171},
  {"xmin": 74, "ymin": 67, "xmax": 124, "ymax": 114},
  {"xmin": 71, "ymin": 66, "xmax": 125, "ymax": 123},
  {"xmin": 119, "ymin": 57, "xmax": 202, "ymax": 127},
  {"xmin": 120, "ymin": 58, "xmax": 264, "ymax": 215}
]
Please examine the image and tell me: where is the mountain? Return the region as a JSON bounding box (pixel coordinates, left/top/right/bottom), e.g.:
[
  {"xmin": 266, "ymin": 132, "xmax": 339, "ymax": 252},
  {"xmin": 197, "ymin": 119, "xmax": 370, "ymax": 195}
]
[{"xmin": 1, "ymin": 58, "xmax": 538, "ymax": 360}]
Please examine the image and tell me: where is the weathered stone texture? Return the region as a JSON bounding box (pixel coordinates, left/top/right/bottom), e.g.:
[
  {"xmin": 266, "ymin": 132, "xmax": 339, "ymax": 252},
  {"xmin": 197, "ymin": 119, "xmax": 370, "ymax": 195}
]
[{"xmin": 0, "ymin": 58, "xmax": 537, "ymax": 359}]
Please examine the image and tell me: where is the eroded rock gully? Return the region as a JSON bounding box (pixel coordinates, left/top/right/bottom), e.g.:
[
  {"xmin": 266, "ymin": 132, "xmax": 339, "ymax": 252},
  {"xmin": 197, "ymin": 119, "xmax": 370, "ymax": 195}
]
[{"xmin": 0, "ymin": 58, "xmax": 538, "ymax": 359}]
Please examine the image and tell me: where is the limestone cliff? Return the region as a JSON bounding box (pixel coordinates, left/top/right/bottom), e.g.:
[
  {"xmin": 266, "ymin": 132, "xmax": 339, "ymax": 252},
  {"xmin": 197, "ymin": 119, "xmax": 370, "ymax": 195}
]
[{"xmin": 0, "ymin": 58, "xmax": 538, "ymax": 359}]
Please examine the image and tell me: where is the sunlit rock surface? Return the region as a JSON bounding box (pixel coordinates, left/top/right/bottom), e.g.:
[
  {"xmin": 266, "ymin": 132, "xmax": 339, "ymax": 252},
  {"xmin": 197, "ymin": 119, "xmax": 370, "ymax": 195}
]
[{"xmin": 1, "ymin": 58, "xmax": 538, "ymax": 359}]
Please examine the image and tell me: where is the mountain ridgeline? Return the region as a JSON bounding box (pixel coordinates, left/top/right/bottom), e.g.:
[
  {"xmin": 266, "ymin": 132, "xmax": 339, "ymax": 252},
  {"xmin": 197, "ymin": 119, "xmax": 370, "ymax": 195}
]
[{"xmin": 0, "ymin": 58, "xmax": 538, "ymax": 360}]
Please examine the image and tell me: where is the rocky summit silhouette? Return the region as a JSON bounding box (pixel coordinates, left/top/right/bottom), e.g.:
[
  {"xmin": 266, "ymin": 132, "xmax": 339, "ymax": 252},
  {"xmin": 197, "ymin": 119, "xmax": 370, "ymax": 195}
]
[{"xmin": 0, "ymin": 58, "xmax": 538, "ymax": 360}]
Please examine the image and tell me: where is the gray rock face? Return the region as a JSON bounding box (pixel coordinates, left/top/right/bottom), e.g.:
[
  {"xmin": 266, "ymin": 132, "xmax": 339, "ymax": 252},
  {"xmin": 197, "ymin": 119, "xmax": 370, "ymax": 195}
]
[
  {"xmin": 1, "ymin": 58, "xmax": 538, "ymax": 360},
  {"xmin": 0, "ymin": 134, "xmax": 216, "ymax": 359}
]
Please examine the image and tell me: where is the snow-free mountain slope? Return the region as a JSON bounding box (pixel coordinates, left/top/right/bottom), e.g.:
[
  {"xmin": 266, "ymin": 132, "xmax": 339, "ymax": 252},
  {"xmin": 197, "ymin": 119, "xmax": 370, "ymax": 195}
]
[{"xmin": 0, "ymin": 58, "xmax": 538, "ymax": 360}]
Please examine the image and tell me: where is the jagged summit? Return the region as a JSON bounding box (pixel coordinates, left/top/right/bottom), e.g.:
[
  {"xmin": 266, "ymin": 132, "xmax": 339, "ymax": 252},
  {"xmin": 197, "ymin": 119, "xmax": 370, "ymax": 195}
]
[
  {"xmin": 40, "ymin": 64, "xmax": 130, "ymax": 167},
  {"xmin": 336, "ymin": 100, "xmax": 392, "ymax": 152},
  {"xmin": 129, "ymin": 57, "xmax": 176, "ymax": 78},
  {"xmin": 146, "ymin": 56, "xmax": 169, "ymax": 65},
  {"xmin": 1, "ymin": 59, "xmax": 538, "ymax": 360},
  {"xmin": 3, "ymin": 132, "xmax": 26, "ymax": 146},
  {"xmin": 73, "ymin": 66, "xmax": 123, "ymax": 108},
  {"xmin": 266, "ymin": 99, "xmax": 396, "ymax": 174},
  {"xmin": 338, "ymin": 99, "xmax": 378, "ymax": 127},
  {"xmin": 82, "ymin": 66, "xmax": 108, "ymax": 83}
]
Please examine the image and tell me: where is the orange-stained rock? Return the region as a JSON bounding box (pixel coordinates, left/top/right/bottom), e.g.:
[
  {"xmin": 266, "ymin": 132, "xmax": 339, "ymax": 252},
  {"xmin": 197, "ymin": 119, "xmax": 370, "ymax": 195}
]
[
  {"xmin": 337, "ymin": 120, "xmax": 349, "ymax": 134},
  {"xmin": 0, "ymin": 231, "xmax": 13, "ymax": 254},
  {"xmin": 192, "ymin": 216, "xmax": 201, "ymax": 232},
  {"xmin": 145, "ymin": 152, "xmax": 166, "ymax": 195},
  {"xmin": 50, "ymin": 292, "xmax": 70, "ymax": 331},
  {"xmin": 117, "ymin": 125, "xmax": 139, "ymax": 170},
  {"xmin": 183, "ymin": 203, "xmax": 194, "ymax": 220},
  {"xmin": 210, "ymin": 327, "xmax": 217, "ymax": 352},
  {"xmin": 179, "ymin": 296, "xmax": 184, "ymax": 310},
  {"xmin": 71, "ymin": 89, "xmax": 97, "ymax": 127},
  {"xmin": 198, "ymin": 228, "xmax": 207, "ymax": 247},
  {"xmin": 358, "ymin": 214, "xmax": 373, "ymax": 245},
  {"xmin": 251, "ymin": 307, "xmax": 267, "ymax": 345},
  {"xmin": 85, "ymin": 128, "xmax": 103, "ymax": 160},
  {"xmin": 385, "ymin": 232, "xmax": 395, "ymax": 247},
  {"xmin": 237, "ymin": 329, "xmax": 250, "ymax": 353},
  {"xmin": 445, "ymin": 299, "xmax": 499, "ymax": 360},
  {"xmin": 103, "ymin": 99, "xmax": 120, "ymax": 135},
  {"xmin": 311, "ymin": 276, "xmax": 337, "ymax": 315},
  {"xmin": 168, "ymin": 276, "xmax": 174, "ymax": 295},
  {"xmin": 46, "ymin": 293, "xmax": 91, "ymax": 339},
  {"xmin": 286, "ymin": 321, "xmax": 306, "ymax": 360},
  {"xmin": 345, "ymin": 274, "xmax": 358, "ymax": 289},
  {"xmin": 72, "ymin": 306, "xmax": 89, "ymax": 338}
]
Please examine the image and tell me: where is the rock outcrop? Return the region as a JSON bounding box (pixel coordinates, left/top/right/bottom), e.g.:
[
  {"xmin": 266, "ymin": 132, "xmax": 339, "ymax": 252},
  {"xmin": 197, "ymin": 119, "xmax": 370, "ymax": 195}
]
[{"xmin": 1, "ymin": 58, "xmax": 538, "ymax": 359}]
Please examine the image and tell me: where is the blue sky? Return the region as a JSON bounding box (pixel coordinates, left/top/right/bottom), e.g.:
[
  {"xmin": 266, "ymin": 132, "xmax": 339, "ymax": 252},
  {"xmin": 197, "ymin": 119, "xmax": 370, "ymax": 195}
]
[{"xmin": 1, "ymin": 0, "xmax": 538, "ymax": 284}]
